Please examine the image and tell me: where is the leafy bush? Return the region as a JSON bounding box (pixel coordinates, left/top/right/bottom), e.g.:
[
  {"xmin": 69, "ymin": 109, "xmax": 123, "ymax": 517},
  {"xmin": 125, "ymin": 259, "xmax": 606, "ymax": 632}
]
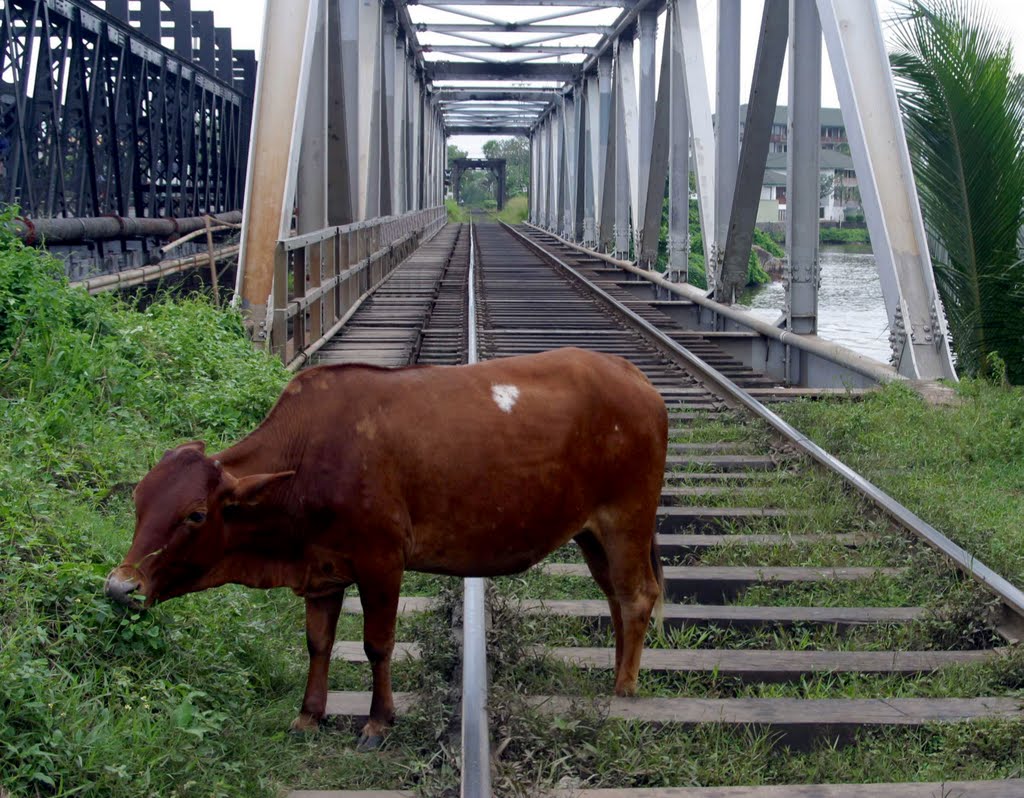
[{"xmin": 0, "ymin": 219, "xmax": 333, "ymax": 796}]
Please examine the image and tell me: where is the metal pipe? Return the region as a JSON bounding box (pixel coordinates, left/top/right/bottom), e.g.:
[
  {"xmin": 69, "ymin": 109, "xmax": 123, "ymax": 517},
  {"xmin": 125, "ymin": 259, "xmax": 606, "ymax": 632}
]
[
  {"xmin": 461, "ymin": 220, "xmax": 492, "ymax": 798},
  {"xmin": 70, "ymin": 245, "xmax": 240, "ymax": 294},
  {"xmin": 13, "ymin": 211, "xmax": 243, "ymax": 245},
  {"xmin": 522, "ymin": 222, "xmax": 901, "ymax": 386}
]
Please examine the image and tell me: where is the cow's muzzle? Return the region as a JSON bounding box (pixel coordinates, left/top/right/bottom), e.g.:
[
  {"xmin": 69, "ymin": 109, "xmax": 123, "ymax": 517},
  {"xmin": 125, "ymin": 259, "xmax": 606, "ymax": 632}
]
[{"xmin": 105, "ymin": 566, "xmax": 146, "ymax": 611}]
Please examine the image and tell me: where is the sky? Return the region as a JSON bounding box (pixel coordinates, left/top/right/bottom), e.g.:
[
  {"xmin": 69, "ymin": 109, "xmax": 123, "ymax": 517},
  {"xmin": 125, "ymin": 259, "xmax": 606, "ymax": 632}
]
[{"xmin": 197, "ymin": 0, "xmax": 1024, "ymax": 155}]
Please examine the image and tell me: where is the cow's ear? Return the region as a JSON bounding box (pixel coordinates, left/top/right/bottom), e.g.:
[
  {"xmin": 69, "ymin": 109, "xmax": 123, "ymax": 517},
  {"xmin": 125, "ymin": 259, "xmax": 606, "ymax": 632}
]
[{"xmin": 224, "ymin": 471, "xmax": 295, "ymax": 507}]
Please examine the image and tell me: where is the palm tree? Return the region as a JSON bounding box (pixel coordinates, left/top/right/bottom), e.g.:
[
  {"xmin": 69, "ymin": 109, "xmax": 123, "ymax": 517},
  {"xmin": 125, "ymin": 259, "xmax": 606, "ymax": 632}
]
[{"xmin": 889, "ymin": 0, "xmax": 1024, "ymax": 382}]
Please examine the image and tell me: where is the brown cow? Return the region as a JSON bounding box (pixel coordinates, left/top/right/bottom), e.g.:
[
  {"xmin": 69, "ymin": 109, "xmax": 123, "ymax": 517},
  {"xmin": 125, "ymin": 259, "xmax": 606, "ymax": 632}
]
[{"xmin": 106, "ymin": 347, "xmax": 667, "ymax": 747}]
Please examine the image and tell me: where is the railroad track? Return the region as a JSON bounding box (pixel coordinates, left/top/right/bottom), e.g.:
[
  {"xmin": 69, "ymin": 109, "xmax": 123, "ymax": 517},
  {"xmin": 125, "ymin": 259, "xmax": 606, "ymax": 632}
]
[{"xmin": 298, "ymin": 221, "xmax": 1024, "ymax": 797}]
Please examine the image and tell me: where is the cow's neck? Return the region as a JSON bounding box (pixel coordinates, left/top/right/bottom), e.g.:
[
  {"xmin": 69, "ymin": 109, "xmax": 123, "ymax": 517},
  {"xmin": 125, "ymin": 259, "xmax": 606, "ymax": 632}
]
[{"xmin": 213, "ymin": 426, "xmax": 295, "ymax": 477}]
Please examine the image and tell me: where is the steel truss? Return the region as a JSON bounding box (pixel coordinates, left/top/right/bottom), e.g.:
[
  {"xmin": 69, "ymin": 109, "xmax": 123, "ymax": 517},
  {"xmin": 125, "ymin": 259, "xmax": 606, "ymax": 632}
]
[
  {"xmin": 0, "ymin": 0, "xmax": 255, "ymax": 220},
  {"xmin": 242, "ymin": 0, "xmax": 955, "ymax": 380},
  {"xmin": 522, "ymin": 0, "xmax": 956, "ymax": 380},
  {"xmin": 238, "ymin": 0, "xmax": 448, "ymax": 352}
]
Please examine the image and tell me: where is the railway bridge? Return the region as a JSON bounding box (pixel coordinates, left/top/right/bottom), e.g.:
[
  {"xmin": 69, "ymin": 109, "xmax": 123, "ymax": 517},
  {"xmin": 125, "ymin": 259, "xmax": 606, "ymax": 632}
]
[{"xmin": 7, "ymin": 1, "xmax": 1023, "ymax": 796}]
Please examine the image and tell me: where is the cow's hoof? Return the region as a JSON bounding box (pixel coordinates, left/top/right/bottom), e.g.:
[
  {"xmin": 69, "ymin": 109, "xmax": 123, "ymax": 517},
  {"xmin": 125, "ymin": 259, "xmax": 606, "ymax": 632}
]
[
  {"xmin": 356, "ymin": 732, "xmax": 384, "ymax": 752},
  {"xmin": 288, "ymin": 714, "xmax": 321, "ymax": 735}
]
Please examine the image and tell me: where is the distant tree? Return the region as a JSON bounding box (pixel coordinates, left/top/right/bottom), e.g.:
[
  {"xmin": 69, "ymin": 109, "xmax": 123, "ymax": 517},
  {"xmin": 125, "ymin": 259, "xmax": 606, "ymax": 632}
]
[
  {"xmin": 482, "ymin": 137, "xmax": 529, "ymax": 197},
  {"xmin": 890, "ymin": 0, "xmax": 1024, "ymax": 382},
  {"xmin": 447, "ymin": 144, "xmax": 467, "ymax": 168}
]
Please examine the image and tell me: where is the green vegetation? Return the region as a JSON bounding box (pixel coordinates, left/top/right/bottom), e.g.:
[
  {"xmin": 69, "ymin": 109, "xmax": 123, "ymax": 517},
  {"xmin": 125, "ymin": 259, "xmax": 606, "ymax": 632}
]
[
  {"xmin": 819, "ymin": 226, "xmax": 871, "ymax": 245},
  {"xmin": 445, "ymin": 197, "xmax": 469, "ymax": 222},
  {"xmin": 778, "ymin": 379, "xmax": 1024, "ymax": 589},
  {"xmin": 480, "ymin": 394, "xmax": 1023, "ymax": 795},
  {"xmin": 492, "ymin": 195, "xmax": 529, "ymax": 225},
  {"xmin": 656, "ymin": 198, "xmax": 773, "ymax": 290},
  {"xmin": 0, "ymin": 220, "xmax": 454, "ymax": 796},
  {"xmin": 890, "ymin": 0, "xmax": 1024, "ymax": 382},
  {"xmin": 447, "ymin": 138, "xmax": 528, "ymax": 207}
]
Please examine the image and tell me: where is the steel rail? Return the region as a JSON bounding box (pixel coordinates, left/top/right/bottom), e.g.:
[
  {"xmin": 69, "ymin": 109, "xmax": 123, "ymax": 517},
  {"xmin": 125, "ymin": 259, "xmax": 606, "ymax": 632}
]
[
  {"xmin": 503, "ymin": 222, "xmax": 1024, "ymax": 623},
  {"xmin": 461, "ymin": 220, "xmax": 492, "ymax": 798}
]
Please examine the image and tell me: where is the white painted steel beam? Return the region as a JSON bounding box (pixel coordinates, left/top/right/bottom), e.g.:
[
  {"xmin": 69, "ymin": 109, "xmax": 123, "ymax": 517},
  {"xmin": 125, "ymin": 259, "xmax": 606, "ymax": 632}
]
[
  {"xmin": 667, "ymin": 1, "xmax": 689, "ymax": 282},
  {"xmin": 817, "ymin": 0, "xmax": 957, "ymax": 380},
  {"xmin": 237, "ymin": 0, "xmax": 319, "ymax": 323},
  {"xmin": 675, "ymin": 0, "xmax": 716, "ymax": 284},
  {"xmin": 714, "ymin": 0, "xmax": 741, "ymax": 293},
  {"xmin": 786, "ymin": 0, "xmax": 822, "ymax": 337},
  {"xmin": 718, "ymin": 0, "xmax": 788, "ymax": 304}
]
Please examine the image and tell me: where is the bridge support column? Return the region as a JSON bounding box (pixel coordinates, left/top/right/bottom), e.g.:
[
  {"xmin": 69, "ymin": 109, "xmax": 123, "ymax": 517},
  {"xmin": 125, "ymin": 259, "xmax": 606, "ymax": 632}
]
[
  {"xmin": 713, "ymin": 0, "xmax": 741, "ymax": 295},
  {"xmin": 816, "ymin": 0, "xmax": 957, "ymax": 379},
  {"xmin": 667, "ymin": 2, "xmax": 690, "ymax": 284},
  {"xmin": 717, "ymin": 0, "xmax": 789, "ymax": 304},
  {"xmin": 786, "ymin": 0, "xmax": 822, "ymax": 340}
]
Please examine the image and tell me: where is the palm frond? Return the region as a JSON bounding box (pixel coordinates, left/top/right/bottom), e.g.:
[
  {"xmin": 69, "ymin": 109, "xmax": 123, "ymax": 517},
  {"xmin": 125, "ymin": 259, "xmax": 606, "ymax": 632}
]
[{"xmin": 889, "ymin": 0, "xmax": 1024, "ymax": 381}]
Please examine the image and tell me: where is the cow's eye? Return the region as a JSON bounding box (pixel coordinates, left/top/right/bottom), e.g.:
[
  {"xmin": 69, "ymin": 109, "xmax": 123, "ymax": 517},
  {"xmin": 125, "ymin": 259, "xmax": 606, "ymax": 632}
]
[{"xmin": 186, "ymin": 510, "xmax": 207, "ymax": 525}]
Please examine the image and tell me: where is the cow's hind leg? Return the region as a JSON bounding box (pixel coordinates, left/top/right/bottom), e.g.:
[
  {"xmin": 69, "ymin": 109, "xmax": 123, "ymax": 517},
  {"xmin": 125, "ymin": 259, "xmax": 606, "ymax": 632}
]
[
  {"xmin": 292, "ymin": 591, "xmax": 345, "ymax": 733},
  {"xmin": 575, "ymin": 529, "xmax": 625, "ymax": 676},
  {"xmin": 356, "ymin": 568, "xmax": 402, "ymax": 751},
  {"xmin": 591, "ymin": 510, "xmax": 661, "ymax": 697}
]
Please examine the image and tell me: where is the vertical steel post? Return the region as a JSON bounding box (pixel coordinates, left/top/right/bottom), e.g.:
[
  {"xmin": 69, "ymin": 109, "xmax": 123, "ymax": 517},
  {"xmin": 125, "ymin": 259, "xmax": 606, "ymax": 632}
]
[
  {"xmin": 237, "ymin": 0, "xmax": 319, "ymax": 323},
  {"xmin": 597, "ymin": 54, "xmax": 614, "ymax": 250},
  {"xmin": 816, "ymin": 0, "xmax": 957, "ymax": 379},
  {"xmin": 584, "ymin": 74, "xmax": 600, "ymax": 245},
  {"xmin": 636, "ymin": 9, "xmax": 658, "ymax": 237},
  {"xmin": 714, "ymin": 0, "xmax": 741, "ymax": 291},
  {"xmin": 668, "ymin": 3, "xmax": 690, "ymax": 283},
  {"xmin": 718, "ymin": 0, "xmax": 789, "ymax": 304},
  {"xmin": 298, "ymin": 0, "xmax": 329, "ymax": 344},
  {"xmin": 675, "ymin": 0, "xmax": 717, "ymax": 283},
  {"xmin": 639, "ymin": 14, "xmax": 675, "ymax": 270},
  {"xmin": 786, "ymin": 0, "xmax": 822, "ymax": 337}
]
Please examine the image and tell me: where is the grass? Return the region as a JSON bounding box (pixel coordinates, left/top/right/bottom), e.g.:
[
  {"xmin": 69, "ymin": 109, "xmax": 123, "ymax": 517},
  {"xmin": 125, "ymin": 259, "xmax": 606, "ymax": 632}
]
[
  {"xmin": 481, "ymin": 379, "xmax": 1023, "ymax": 795},
  {"xmin": 0, "ymin": 215, "xmax": 458, "ymax": 797},
  {"xmin": 491, "ymin": 195, "xmax": 529, "ymax": 225},
  {"xmin": 445, "ymin": 198, "xmax": 469, "ymax": 223},
  {"xmin": 776, "ymin": 380, "xmax": 1024, "ymax": 589}
]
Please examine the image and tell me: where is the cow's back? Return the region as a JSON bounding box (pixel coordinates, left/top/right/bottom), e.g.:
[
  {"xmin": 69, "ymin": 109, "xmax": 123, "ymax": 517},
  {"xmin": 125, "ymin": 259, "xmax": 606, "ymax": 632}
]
[{"xmin": 270, "ymin": 348, "xmax": 667, "ymax": 577}]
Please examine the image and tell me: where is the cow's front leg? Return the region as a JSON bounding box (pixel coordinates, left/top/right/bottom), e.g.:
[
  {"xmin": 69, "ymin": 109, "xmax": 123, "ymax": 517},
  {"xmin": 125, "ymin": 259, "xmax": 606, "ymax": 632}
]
[
  {"xmin": 291, "ymin": 591, "xmax": 345, "ymax": 734},
  {"xmin": 356, "ymin": 570, "xmax": 402, "ymax": 750}
]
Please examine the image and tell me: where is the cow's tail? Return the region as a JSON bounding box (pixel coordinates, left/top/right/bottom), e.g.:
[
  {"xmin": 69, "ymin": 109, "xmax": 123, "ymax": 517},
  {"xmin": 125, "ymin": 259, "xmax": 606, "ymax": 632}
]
[{"xmin": 650, "ymin": 535, "xmax": 665, "ymax": 638}]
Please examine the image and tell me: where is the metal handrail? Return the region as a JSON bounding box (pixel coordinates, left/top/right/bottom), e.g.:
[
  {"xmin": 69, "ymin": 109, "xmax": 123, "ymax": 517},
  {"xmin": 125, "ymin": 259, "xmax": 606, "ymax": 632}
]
[{"xmin": 268, "ymin": 206, "xmax": 446, "ymax": 364}]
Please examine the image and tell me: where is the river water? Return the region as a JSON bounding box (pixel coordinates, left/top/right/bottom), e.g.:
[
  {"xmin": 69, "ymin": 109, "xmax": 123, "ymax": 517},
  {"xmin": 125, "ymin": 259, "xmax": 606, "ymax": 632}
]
[{"xmin": 737, "ymin": 246, "xmax": 893, "ymax": 365}]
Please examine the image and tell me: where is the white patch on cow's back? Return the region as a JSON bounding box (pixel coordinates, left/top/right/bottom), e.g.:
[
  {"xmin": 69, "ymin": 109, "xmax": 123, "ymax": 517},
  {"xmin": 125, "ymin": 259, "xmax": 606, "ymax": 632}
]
[{"xmin": 491, "ymin": 383, "xmax": 520, "ymax": 413}]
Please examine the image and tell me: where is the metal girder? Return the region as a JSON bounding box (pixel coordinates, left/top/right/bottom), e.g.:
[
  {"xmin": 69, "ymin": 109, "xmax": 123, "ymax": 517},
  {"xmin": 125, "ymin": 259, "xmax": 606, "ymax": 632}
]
[
  {"xmin": 675, "ymin": 0, "xmax": 716, "ymax": 282},
  {"xmin": 717, "ymin": 0, "xmax": 788, "ymax": 303},
  {"xmin": 816, "ymin": 0, "xmax": 957, "ymax": 380},
  {"xmin": 238, "ymin": 0, "xmax": 320, "ymax": 315},
  {"xmin": 422, "ymin": 44, "xmax": 594, "ymax": 55},
  {"xmin": 411, "ymin": 0, "xmax": 630, "ymax": 6},
  {"xmin": 714, "ymin": 0, "xmax": 741, "ymax": 293},
  {"xmin": 416, "ymin": 23, "xmax": 613, "ymax": 35},
  {"xmin": 435, "ymin": 90, "xmax": 559, "ymax": 101},
  {"xmin": 0, "ymin": 0, "xmax": 251, "ymax": 221},
  {"xmin": 786, "ymin": 0, "xmax": 822, "ymax": 338},
  {"xmin": 638, "ymin": 6, "xmax": 674, "ymax": 268},
  {"xmin": 426, "ymin": 61, "xmax": 581, "ymax": 81},
  {"xmin": 667, "ymin": 0, "xmax": 689, "ymax": 282}
]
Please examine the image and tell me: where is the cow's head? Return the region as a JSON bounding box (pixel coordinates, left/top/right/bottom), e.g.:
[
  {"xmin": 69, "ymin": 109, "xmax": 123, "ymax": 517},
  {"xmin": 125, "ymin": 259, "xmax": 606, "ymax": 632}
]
[{"xmin": 105, "ymin": 442, "xmax": 293, "ymax": 610}]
